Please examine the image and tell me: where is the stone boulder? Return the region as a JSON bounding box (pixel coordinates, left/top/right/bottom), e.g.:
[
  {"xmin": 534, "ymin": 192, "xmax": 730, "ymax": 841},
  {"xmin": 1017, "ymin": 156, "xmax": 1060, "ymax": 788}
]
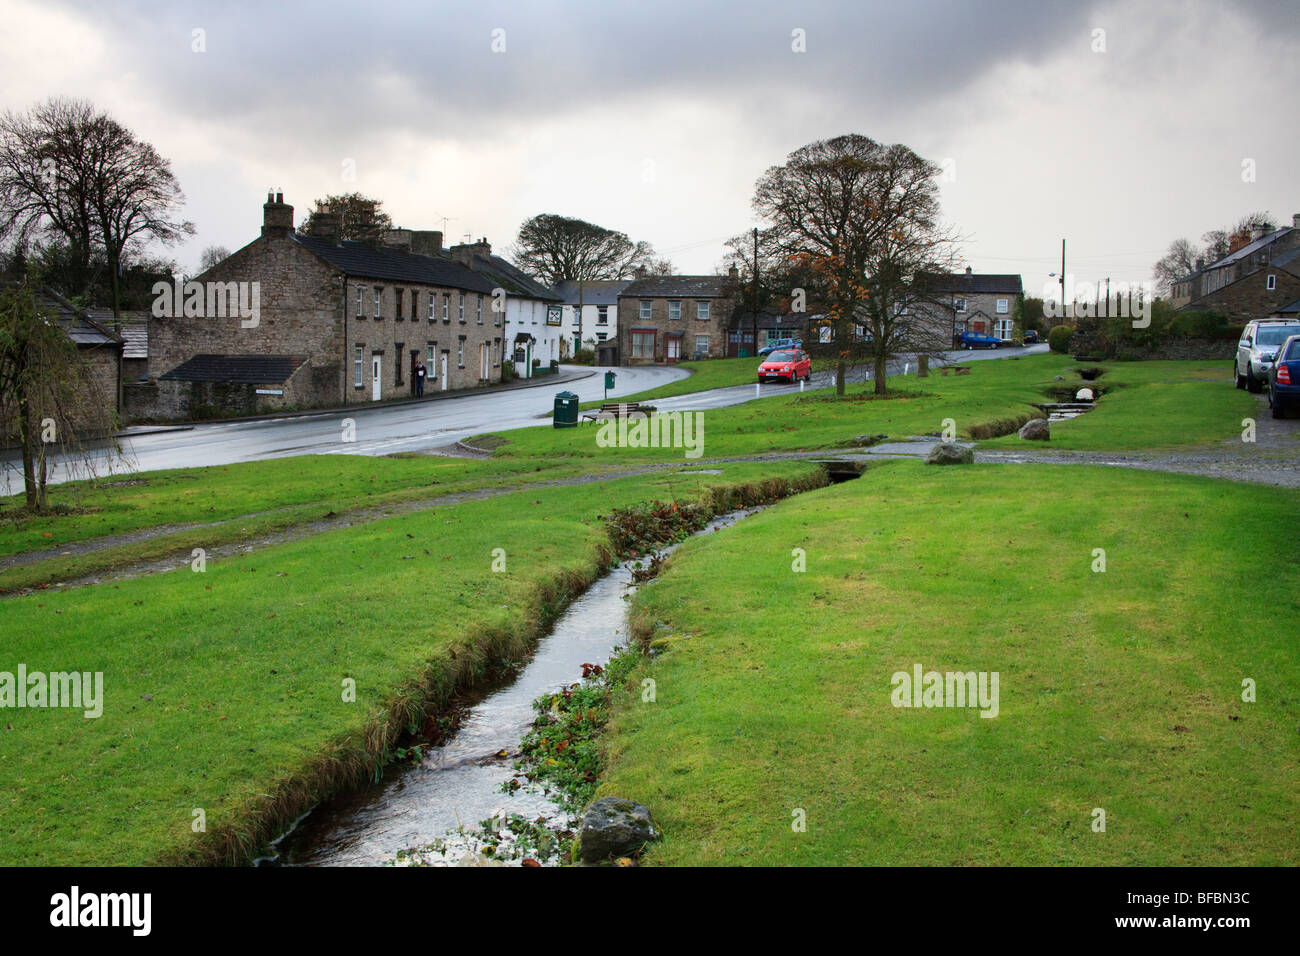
[
  {"xmin": 577, "ymin": 798, "xmax": 660, "ymax": 862},
  {"xmin": 924, "ymin": 442, "xmax": 974, "ymax": 465},
  {"xmin": 1075, "ymin": 387, "xmax": 1095, "ymax": 401},
  {"xmin": 1018, "ymin": 418, "xmax": 1050, "ymax": 441}
]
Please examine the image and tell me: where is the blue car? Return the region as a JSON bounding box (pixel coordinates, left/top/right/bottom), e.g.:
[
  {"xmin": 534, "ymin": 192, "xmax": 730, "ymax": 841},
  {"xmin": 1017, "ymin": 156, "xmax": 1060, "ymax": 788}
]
[
  {"xmin": 758, "ymin": 338, "xmax": 802, "ymax": 356},
  {"xmin": 959, "ymin": 330, "xmax": 1001, "ymax": 350},
  {"xmin": 1268, "ymin": 334, "xmax": 1300, "ymax": 419}
]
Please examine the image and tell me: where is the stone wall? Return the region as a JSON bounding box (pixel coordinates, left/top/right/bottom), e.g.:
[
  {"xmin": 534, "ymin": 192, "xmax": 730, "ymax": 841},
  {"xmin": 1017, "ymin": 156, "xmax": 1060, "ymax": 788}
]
[{"xmin": 1069, "ymin": 330, "xmax": 1235, "ymax": 361}]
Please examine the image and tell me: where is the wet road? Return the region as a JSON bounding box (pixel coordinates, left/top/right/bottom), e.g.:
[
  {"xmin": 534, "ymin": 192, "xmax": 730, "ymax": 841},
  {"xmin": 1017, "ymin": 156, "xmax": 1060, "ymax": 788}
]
[{"xmin": 1, "ymin": 345, "xmax": 1047, "ymax": 490}]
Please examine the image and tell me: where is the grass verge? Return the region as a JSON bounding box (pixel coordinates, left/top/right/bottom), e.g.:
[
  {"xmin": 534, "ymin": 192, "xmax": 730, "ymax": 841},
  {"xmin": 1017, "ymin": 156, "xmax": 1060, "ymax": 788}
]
[{"xmin": 597, "ymin": 460, "xmax": 1300, "ymax": 865}]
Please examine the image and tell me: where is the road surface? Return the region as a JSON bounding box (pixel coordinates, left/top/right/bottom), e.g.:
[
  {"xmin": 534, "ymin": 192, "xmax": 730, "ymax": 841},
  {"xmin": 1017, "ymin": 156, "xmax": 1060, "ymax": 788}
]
[{"xmin": 1, "ymin": 345, "xmax": 1047, "ymax": 490}]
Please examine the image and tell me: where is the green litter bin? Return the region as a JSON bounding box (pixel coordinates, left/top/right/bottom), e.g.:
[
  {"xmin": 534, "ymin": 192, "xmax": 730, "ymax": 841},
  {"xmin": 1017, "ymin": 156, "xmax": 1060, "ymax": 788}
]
[{"xmin": 553, "ymin": 391, "xmax": 579, "ymax": 428}]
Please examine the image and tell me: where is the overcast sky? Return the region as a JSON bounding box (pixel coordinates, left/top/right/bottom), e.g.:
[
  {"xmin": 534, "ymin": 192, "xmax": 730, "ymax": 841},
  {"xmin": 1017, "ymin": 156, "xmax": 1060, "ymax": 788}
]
[{"xmin": 3, "ymin": 0, "xmax": 1297, "ymax": 297}]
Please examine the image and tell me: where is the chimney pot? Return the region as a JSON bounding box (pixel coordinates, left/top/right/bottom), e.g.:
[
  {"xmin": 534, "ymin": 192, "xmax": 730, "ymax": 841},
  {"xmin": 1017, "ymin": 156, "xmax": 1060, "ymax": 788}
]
[{"xmin": 262, "ymin": 191, "xmax": 294, "ymax": 238}]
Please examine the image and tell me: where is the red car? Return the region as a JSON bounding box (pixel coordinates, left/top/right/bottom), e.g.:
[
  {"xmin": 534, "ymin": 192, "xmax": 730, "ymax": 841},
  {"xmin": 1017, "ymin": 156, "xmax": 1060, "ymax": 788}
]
[{"xmin": 757, "ymin": 349, "xmax": 811, "ymax": 383}]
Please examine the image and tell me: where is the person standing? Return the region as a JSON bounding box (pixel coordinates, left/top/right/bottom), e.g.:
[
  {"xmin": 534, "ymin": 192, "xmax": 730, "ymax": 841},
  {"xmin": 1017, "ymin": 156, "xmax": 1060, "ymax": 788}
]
[{"xmin": 415, "ymin": 361, "xmax": 426, "ymax": 397}]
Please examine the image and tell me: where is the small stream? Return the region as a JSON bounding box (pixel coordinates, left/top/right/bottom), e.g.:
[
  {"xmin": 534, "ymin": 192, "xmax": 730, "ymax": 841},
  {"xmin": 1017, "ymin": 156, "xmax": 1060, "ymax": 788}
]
[{"xmin": 262, "ymin": 508, "xmax": 760, "ymax": 867}]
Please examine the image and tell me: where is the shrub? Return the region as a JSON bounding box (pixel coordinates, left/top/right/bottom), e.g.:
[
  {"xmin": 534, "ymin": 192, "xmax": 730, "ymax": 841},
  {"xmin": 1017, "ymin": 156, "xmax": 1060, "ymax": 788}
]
[
  {"xmin": 1048, "ymin": 325, "xmax": 1072, "ymax": 353},
  {"xmin": 501, "ymin": 360, "xmax": 517, "ymax": 382},
  {"xmin": 573, "ymin": 348, "xmax": 595, "ymax": 365}
]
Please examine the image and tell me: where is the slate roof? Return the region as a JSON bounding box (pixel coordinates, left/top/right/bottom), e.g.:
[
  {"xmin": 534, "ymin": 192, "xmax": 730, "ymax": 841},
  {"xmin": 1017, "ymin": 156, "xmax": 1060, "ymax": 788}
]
[
  {"xmin": 86, "ymin": 309, "xmax": 148, "ymax": 358},
  {"xmin": 36, "ymin": 289, "xmax": 122, "ymax": 348},
  {"xmin": 466, "ymin": 253, "xmax": 562, "ymax": 301},
  {"xmin": 920, "ymin": 272, "xmax": 1024, "ymax": 295},
  {"xmin": 1272, "ymin": 298, "xmax": 1300, "ymax": 316},
  {"xmin": 552, "ymin": 279, "xmax": 633, "ymax": 306},
  {"xmin": 1200, "ymin": 227, "xmax": 1296, "ymax": 272},
  {"xmin": 160, "ymin": 354, "xmax": 307, "ymax": 384},
  {"xmin": 619, "ymin": 275, "xmax": 734, "ymax": 298},
  {"xmin": 293, "ymin": 234, "xmax": 497, "ymax": 294}
]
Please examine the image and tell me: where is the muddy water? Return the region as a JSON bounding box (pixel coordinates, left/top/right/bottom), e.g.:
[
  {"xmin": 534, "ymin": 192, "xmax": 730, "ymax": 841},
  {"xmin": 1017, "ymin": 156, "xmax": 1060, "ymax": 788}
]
[{"xmin": 266, "ymin": 509, "xmax": 759, "ymax": 867}]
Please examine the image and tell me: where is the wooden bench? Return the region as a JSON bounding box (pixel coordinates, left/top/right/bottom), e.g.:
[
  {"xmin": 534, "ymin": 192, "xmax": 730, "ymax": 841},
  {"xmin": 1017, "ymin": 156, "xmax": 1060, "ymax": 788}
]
[
  {"xmin": 582, "ymin": 402, "xmax": 648, "ymax": 423},
  {"xmin": 940, "ymin": 366, "xmax": 972, "ymax": 376}
]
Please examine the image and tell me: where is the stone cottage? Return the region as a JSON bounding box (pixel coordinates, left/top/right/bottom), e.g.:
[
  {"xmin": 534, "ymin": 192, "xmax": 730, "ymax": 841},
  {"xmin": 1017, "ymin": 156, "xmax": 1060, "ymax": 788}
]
[
  {"xmin": 148, "ymin": 192, "xmax": 504, "ymax": 419},
  {"xmin": 615, "ymin": 273, "xmax": 739, "ymax": 364}
]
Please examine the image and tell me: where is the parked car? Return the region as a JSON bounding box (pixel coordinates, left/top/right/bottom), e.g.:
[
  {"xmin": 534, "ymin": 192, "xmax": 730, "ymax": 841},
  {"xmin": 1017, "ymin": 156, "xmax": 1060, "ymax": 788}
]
[
  {"xmin": 959, "ymin": 330, "xmax": 1001, "ymax": 350},
  {"xmin": 1267, "ymin": 334, "xmax": 1300, "ymax": 419},
  {"xmin": 757, "ymin": 349, "xmax": 811, "ymax": 383},
  {"xmin": 758, "ymin": 338, "xmax": 802, "ymax": 356},
  {"xmin": 1236, "ymin": 319, "xmax": 1300, "ymax": 393},
  {"xmin": 1023, "ymin": 330, "xmax": 1041, "ymax": 344}
]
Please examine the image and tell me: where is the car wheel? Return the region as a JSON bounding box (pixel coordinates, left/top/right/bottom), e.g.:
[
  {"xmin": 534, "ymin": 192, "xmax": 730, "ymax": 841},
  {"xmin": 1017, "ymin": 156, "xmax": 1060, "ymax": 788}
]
[
  {"xmin": 1235, "ymin": 364, "xmax": 1246, "ymax": 389},
  {"xmin": 1246, "ymin": 366, "xmax": 1263, "ymax": 393},
  {"xmin": 1271, "ymin": 396, "xmax": 1285, "ymax": 419}
]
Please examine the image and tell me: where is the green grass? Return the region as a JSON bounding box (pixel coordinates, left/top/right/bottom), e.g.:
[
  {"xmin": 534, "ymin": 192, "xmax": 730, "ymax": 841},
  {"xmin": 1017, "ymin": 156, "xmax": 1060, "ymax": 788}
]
[
  {"xmin": 980, "ymin": 357, "xmax": 1260, "ymax": 450},
  {"xmin": 599, "ymin": 461, "xmax": 1300, "ymax": 865},
  {"xmin": 488, "ymin": 354, "xmax": 1260, "ymax": 461},
  {"xmin": 0, "ymin": 460, "xmax": 821, "ymax": 866},
  {"xmin": 0, "ymin": 454, "xmax": 614, "ymax": 562},
  {"xmin": 580, "ymin": 356, "xmax": 766, "ymax": 409}
]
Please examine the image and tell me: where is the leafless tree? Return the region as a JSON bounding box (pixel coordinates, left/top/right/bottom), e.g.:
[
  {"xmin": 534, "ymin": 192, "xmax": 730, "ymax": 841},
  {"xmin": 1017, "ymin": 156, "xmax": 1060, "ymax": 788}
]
[
  {"xmin": 199, "ymin": 245, "xmax": 231, "ymax": 272},
  {"xmin": 1152, "ymin": 238, "xmax": 1198, "ymax": 297}
]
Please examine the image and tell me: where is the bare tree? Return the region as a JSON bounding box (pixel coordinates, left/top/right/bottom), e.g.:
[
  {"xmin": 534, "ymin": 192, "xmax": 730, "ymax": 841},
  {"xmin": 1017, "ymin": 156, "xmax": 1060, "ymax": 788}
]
[
  {"xmin": 198, "ymin": 245, "xmax": 231, "ymax": 272},
  {"xmin": 300, "ymin": 193, "xmax": 392, "ymax": 241},
  {"xmin": 1200, "ymin": 212, "xmax": 1277, "ymax": 263},
  {"xmin": 0, "ymin": 282, "xmax": 119, "ymax": 511},
  {"xmin": 1152, "ymin": 238, "xmax": 1198, "ymax": 297},
  {"xmin": 510, "ymin": 213, "xmax": 660, "ymax": 347},
  {"xmin": 751, "ymin": 134, "xmax": 960, "ymax": 396},
  {"xmin": 0, "ymin": 98, "xmax": 193, "ymax": 320}
]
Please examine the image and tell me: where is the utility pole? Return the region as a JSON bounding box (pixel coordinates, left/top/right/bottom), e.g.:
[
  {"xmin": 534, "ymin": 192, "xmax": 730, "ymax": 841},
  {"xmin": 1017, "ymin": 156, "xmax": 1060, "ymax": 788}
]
[
  {"xmin": 1060, "ymin": 238, "xmax": 1066, "ymax": 320},
  {"xmin": 751, "ymin": 226, "xmax": 759, "ymax": 357}
]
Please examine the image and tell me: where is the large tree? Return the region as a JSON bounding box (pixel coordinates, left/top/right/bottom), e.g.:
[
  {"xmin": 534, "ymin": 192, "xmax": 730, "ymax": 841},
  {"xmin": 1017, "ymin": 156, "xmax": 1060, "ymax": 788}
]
[
  {"xmin": 750, "ymin": 134, "xmax": 960, "ymax": 396},
  {"xmin": 299, "ymin": 193, "xmax": 393, "ymax": 241},
  {"xmin": 1152, "ymin": 238, "xmax": 1198, "ymax": 297},
  {"xmin": 510, "ymin": 213, "xmax": 660, "ymax": 348},
  {"xmin": 0, "ymin": 97, "xmax": 192, "ymax": 318}
]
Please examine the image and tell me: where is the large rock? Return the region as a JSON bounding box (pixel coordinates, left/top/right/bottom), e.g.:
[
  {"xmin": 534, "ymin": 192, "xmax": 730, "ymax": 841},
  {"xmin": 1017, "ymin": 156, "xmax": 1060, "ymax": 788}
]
[
  {"xmin": 577, "ymin": 798, "xmax": 660, "ymax": 862},
  {"xmin": 1075, "ymin": 387, "xmax": 1095, "ymax": 401},
  {"xmin": 1018, "ymin": 418, "xmax": 1050, "ymax": 441},
  {"xmin": 924, "ymin": 442, "xmax": 974, "ymax": 465}
]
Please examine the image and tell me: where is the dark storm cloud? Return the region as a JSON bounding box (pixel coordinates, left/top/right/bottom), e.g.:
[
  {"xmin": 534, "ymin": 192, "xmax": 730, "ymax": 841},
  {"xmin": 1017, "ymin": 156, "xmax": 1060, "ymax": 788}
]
[{"xmin": 49, "ymin": 0, "xmax": 1107, "ymax": 147}]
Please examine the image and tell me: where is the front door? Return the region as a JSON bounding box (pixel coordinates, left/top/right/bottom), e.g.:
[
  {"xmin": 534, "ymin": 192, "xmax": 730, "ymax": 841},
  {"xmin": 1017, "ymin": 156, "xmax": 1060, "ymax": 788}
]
[
  {"xmin": 666, "ymin": 335, "xmax": 682, "ymax": 362},
  {"xmin": 371, "ymin": 355, "xmax": 381, "ymax": 401},
  {"xmin": 440, "ymin": 351, "xmax": 449, "ymax": 391},
  {"xmin": 409, "ymin": 350, "xmax": 419, "ymax": 396}
]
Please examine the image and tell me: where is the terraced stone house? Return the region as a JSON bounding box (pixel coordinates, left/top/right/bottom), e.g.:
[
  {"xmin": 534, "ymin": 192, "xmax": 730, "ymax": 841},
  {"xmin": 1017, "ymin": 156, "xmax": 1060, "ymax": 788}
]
[{"xmin": 616, "ymin": 273, "xmax": 739, "ymax": 364}]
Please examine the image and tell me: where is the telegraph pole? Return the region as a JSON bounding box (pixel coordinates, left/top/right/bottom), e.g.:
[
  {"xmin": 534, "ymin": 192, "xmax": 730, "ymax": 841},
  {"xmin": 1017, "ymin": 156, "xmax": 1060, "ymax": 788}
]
[
  {"xmin": 751, "ymin": 226, "xmax": 759, "ymax": 356},
  {"xmin": 1060, "ymin": 238, "xmax": 1066, "ymax": 319}
]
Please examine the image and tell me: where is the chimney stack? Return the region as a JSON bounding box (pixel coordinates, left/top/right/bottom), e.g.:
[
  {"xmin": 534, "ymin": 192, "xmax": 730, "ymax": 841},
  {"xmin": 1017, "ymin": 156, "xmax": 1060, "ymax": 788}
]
[
  {"xmin": 411, "ymin": 230, "xmax": 443, "ymax": 257},
  {"xmin": 382, "ymin": 228, "xmax": 413, "ymax": 252},
  {"xmin": 728, "ymin": 265, "xmax": 739, "ymax": 281},
  {"xmin": 1293, "ymin": 212, "xmax": 1300, "ymax": 229},
  {"xmin": 449, "ymin": 237, "xmax": 491, "ymax": 266},
  {"xmin": 1250, "ymin": 225, "xmax": 1267, "ymax": 242},
  {"xmin": 1194, "ymin": 257, "xmax": 1204, "ymax": 271},
  {"xmin": 262, "ymin": 189, "xmax": 294, "ymax": 238}
]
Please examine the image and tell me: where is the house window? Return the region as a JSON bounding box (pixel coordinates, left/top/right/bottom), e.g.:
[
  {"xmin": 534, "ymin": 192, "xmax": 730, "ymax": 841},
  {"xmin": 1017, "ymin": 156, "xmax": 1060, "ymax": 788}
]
[
  {"xmin": 457, "ymin": 336, "xmax": 465, "ymax": 368},
  {"xmin": 954, "ymin": 297, "xmax": 966, "ymax": 313},
  {"xmin": 458, "ymin": 293, "xmax": 465, "ymax": 323},
  {"xmin": 1267, "ymin": 274, "xmax": 1277, "ymax": 290},
  {"xmin": 493, "ymin": 337, "xmax": 501, "ymax": 367},
  {"xmin": 354, "ymin": 345, "xmax": 364, "ymax": 387},
  {"xmin": 995, "ymin": 318, "xmax": 1013, "ymax": 340},
  {"xmin": 374, "ymin": 287, "xmax": 384, "ymax": 319},
  {"xmin": 394, "ymin": 342, "xmax": 404, "ymax": 384},
  {"xmin": 697, "ymin": 300, "xmax": 710, "ymax": 321},
  {"xmin": 442, "ymin": 294, "xmax": 450, "ymax": 322},
  {"xmin": 639, "ymin": 300, "xmax": 652, "ymax": 320},
  {"xmin": 396, "ymin": 288, "xmax": 405, "ymax": 321},
  {"xmin": 429, "ymin": 292, "xmax": 436, "ymax": 321},
  {"xmin": 476, "ymin": 295, "xmax": 483, "ymax": 324},
  {"xmin": 695, "ymin": 334, "xmax": 710, "ymax": 356},
  {"xmin": 996, "ymin": 298, "xmax": 1009, "ymax": 314},
  {"xmin": 596, "ymin": 332, "xmax": 608, "ymax": 342},
  {"xmin": 427, "ymin": 342, "xmax": 437, "ymax": 376},
  {"xmin": 668, "ymin": 300, "xmax": 682, "ymax": 320},
  {"xmin": 356, "ymin": 285, "xmax": 366, "ymax": 318},
  {"xmin": 631, "ymin": 329, "xmax": 656, "ymax": 359},
  {"xmin": 597, "ymin": 306, "xmax": 608, "ymax": 325},
  {"xmin": 493, "ymin": 296, "xmax": 501, "ymax": 326}
]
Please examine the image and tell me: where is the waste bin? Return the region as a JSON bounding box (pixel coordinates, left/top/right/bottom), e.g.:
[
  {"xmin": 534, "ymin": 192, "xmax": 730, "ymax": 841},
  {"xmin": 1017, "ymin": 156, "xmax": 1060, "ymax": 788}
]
[
  {"xmin": 604, "ymin": 371, "xmax": 617, "ymax": 390},
  {"xmin": 553, "ymin": 391, "xmax": 579, "ymax": 428}
]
